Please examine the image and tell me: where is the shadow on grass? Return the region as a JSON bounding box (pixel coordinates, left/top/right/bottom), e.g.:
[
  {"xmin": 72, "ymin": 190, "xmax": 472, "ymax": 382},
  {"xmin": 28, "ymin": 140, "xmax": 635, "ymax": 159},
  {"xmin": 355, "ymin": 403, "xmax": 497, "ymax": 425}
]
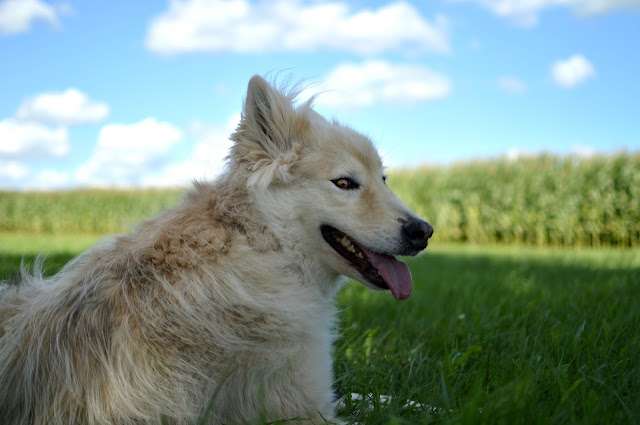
[{"xmin": 0, "ymin": 253, "xmax": 77, "ymax": 283}]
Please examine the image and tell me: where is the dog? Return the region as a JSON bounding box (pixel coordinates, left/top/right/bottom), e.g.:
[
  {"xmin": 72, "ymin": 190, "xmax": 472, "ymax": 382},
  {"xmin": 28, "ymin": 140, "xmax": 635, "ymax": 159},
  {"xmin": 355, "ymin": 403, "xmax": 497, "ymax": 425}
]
[{"xmin": 0, "ymin": 75, "xmax": 433, "ymax": 424}]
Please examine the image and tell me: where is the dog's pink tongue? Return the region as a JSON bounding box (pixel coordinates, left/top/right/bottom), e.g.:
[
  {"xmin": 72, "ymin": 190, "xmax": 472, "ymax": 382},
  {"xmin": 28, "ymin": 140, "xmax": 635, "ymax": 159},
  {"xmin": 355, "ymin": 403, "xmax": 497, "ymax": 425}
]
[{"xmin": 367, "ymin": 252, "xmax": 413, "ymax": 300}]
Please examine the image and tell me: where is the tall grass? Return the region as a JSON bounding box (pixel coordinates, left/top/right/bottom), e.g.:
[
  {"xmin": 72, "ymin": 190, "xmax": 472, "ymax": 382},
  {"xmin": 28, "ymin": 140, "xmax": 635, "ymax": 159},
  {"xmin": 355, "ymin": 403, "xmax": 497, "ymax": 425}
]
[
  {"xmin": 1, "ymin": 152, "xmax": 638, "ymax": 247},
  {"xmin": 389, "ymin": 152, "xmax": 640, "ymax": 247},
  {"xmin": 0, "ymin": 188, "xmax": 182, "ymax": 235}
]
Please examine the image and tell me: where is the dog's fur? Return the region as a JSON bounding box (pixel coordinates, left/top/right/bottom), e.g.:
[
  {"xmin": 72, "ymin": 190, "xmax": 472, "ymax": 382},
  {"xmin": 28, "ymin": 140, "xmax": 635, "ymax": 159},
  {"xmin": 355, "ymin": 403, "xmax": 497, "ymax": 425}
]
[{"xmin": 0, "ymin": 76, "xmax": 432, "ymax": 424}]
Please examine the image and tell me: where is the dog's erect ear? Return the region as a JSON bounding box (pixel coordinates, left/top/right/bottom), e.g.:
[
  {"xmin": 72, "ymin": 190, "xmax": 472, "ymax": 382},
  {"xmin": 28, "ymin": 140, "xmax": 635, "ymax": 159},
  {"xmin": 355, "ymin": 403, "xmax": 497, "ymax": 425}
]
[
  {"xmin": 248, "ymin": 76, "xmax": 292, "ymax": 152},
  {"xmin": 238, "ymin": 75, "xmax": 297, "ymax": 156},
  {"xmin": 230, "ymin": 75, "xmax": 309, "ymax": 189}
]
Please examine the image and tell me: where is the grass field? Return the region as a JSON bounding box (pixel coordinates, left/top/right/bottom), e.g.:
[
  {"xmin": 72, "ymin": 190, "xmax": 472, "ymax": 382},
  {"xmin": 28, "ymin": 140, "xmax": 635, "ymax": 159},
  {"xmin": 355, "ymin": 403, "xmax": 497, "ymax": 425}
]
[{"xmin": 1, "ymin": 235, "xmax": 638, "ymax": 424}]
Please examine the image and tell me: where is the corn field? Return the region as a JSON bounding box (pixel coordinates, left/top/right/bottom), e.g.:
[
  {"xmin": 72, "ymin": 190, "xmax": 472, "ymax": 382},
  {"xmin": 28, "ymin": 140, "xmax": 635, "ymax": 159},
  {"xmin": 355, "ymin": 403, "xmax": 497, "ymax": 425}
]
[
  {"xmin": 0, "ymin": 189, "xmax": 182, "ymax": 235},
  {"xmin": 1, "ymin": 153, "xmax": 639, "ymax": 247},
  {"xmin": 389, "ymin": 152, "xmax": 640, "ymax": 247}
]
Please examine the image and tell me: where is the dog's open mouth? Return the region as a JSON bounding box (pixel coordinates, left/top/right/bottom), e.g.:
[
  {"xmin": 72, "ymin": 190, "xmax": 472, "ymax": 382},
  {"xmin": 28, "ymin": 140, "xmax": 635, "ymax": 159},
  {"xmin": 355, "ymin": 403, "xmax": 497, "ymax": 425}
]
[{"xmin": 320, "ymin": 225, "xmax": 412, "ymax": 300}]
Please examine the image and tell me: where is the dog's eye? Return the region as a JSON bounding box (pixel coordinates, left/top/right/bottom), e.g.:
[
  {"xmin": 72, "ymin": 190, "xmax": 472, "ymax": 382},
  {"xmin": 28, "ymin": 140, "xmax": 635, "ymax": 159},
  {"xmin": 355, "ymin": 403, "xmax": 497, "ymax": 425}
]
[{"xmin": 332, "ymin": 177, "xmax": 359, "ymax": 190}]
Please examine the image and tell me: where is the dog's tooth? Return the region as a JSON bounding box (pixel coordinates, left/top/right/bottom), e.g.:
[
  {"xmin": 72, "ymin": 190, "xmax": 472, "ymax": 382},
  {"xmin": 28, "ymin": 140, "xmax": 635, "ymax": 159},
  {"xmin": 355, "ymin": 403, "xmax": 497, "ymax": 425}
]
[
  {"xmin": 356, "ymin": 252, "xmax": 363, "ymax": 259},
  {"xmin": 335, "ymin": 234, "xmax": 360, "ymax": 253}
]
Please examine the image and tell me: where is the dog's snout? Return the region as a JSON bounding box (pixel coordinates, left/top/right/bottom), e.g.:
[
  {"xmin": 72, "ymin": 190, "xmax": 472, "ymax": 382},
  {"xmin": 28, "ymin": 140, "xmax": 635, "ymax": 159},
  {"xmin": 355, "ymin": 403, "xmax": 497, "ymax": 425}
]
[{"xmin": 402, "ymin": 218, "xmax": 434, "ymax": 250}]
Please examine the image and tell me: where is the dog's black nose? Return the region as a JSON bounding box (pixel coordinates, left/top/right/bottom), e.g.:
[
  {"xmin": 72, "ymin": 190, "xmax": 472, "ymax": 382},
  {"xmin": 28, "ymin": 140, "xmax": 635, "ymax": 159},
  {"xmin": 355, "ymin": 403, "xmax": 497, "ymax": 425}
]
[{"xmin": 402, "ymin": 218, "xmax": 434, "ymax": 250}]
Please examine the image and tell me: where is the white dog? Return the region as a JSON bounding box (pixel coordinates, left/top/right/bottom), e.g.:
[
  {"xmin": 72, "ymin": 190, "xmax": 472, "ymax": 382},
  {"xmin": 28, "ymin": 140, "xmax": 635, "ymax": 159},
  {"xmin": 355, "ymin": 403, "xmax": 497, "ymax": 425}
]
[{"xmin": 0, "ymin": 76, "xmax": 433, "ymax": 424}]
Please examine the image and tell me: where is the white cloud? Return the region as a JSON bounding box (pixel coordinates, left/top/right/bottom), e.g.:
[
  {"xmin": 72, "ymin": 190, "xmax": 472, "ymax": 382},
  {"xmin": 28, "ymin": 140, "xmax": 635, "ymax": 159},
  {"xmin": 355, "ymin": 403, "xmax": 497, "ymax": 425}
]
[
  {"xmin": 0, "ymin": 118, "xmax": 69, "ymax": 158},
  {"xmin": 1, "ymin": 167, "xmax": 73, "ymax": 191},
  {"xmin": 77, "ymin": 118, "xmax": 184, "ymax": 186},
  {"xmin": 571, "ymin": 144, "xmax": 597, "ymax": 157},
  {"xmin": 451, "ymin": 0, "xmax": 640, "ymax": 26},
  {"xmin": 505, "ymin": 147, "xmax": 536, "ymax": 161},
  {"xmin": 497, "ymin": 76, "xmax": 527, "ymax": 93},
  {"xmin": 95, "ymin": 118, "xmax": 182, "ymax": 152},
  {"xmin": 551, "ymin": 54, "xmax": 595, "ymax": 88},
  {"xmin": 16, "ymin": 88, "xmax": 109, "ymax": 125},
  {"xmin": 142, "ymin": 114, "xmax": 239, "ymax": 187},
  {"xmin": 452, "ymin": 0, "xmax": 570, "ymax": 27},
  {"xmin": 145, "ymin": 0, "xmax": 450, "ymax": 55},
  {"xmin": 0, "ymin": 159, "xmax": 30, "ymax": 182},
  {"xmin": 24, "ymin": 169, "xmax": 71, "ymax": 190},
  {"xmin": 308, "ymin": 60, "xmax": 452, "ymax": 109},
  {"xmin": 0, "ymin": 0, "xmax": 65, "ymax": 35},
  {"xmin": 574, "ymin": 0, "xmax": 640, "ymax": 15}
]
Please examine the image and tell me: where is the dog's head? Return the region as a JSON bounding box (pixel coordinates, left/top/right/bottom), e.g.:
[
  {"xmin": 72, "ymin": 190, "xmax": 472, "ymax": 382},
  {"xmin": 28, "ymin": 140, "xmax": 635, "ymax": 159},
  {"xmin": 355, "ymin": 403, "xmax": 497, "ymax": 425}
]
[{"xmin": 228, "ymin": 76, "xmax": 433, "ymax": 300}]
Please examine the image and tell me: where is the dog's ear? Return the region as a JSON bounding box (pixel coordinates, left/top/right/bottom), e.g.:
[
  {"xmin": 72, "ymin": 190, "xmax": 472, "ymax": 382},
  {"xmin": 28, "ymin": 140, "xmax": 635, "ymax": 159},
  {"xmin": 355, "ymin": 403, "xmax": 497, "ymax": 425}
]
[
  {"xmin": 230, "ymin": 75, "xmax": 309, "ymax": 189},
  {"xmin": 243, "ymin": 75, "xmax": 295, "ymax": 155}
]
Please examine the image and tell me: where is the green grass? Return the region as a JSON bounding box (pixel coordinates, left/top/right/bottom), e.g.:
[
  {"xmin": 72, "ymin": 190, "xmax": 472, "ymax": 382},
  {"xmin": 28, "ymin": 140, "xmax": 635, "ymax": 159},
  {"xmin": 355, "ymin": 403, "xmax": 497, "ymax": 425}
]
[
  {"xmin": 1, "ymin": 237, "xmax": 638, "ymax": 424},
  {"xmin": 334, "ymin": 245, "xmax": 640, "ymax": 424},
  {"xmin": 0, "ymin": 233, "xmax": 101, "ymax": 278}
]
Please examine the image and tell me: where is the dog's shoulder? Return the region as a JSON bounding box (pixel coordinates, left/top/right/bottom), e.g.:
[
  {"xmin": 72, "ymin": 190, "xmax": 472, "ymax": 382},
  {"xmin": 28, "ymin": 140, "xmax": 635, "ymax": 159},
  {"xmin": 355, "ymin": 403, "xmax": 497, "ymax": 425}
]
[{"xmin": 107, "ymin": 179, "xmax": 279, "ymax": 276}]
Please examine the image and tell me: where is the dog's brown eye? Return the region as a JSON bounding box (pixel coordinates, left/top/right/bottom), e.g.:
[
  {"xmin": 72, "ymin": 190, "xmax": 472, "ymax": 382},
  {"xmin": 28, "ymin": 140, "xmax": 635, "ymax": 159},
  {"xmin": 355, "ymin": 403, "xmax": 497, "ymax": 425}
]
[{"xmin": 332, "ymin": 178, "xmax": 358, "ymax": 190}]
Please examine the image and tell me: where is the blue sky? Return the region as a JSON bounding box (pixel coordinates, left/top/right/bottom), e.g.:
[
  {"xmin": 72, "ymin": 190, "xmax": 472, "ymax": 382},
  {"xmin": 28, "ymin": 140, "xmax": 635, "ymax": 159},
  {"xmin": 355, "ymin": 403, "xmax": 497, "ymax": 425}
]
[{"xmin": 1, "ymin": 0, "xmax": 639, "ymax": 189}]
